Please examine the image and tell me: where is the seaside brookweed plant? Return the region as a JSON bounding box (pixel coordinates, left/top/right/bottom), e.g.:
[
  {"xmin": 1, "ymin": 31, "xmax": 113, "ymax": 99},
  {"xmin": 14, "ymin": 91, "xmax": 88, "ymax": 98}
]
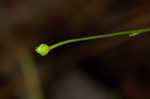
[{"xmin": 35, "ymin": 28, "xmax": 150, "ymax": 56}]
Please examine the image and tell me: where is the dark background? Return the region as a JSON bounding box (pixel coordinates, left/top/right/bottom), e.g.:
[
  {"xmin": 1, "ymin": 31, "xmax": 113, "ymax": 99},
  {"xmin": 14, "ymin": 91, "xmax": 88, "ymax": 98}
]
[{"xmin": 0, "ymin": 0, "xmax": 150, "ymax": 99}]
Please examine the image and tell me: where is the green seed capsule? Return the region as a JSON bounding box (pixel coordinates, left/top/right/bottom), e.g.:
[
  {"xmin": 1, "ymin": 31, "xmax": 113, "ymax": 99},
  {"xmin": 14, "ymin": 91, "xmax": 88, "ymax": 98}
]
[{"xmin": 36, "ymin": 43, "xmax": 49, "ymax": 56}]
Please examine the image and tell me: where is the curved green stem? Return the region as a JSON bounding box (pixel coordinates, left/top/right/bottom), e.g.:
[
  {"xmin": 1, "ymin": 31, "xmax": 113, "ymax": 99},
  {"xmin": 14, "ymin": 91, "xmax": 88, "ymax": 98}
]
[{"xmin": 36, "ymin": 28, "xmax": 150, "ymax": 56}]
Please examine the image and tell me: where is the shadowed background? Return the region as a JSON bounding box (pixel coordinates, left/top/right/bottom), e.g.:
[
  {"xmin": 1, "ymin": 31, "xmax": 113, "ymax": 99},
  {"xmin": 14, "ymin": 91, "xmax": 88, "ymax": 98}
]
[{"xmin": 0, "ymin": 0, "xmax": 150, "ymax": 99}]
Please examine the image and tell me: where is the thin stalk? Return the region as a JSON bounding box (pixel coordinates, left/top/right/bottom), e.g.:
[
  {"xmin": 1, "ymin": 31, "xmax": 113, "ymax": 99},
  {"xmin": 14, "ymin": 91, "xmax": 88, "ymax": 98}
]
[{"xmin": 36, "ymin": 28, "xmax": 150, "ymax": 56}]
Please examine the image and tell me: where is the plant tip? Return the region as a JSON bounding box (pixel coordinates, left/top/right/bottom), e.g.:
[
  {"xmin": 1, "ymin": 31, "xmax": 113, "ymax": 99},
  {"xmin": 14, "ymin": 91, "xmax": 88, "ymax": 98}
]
[{"xmin": 35, "ymin": 43, "xmax": 49, "ymax": 56}]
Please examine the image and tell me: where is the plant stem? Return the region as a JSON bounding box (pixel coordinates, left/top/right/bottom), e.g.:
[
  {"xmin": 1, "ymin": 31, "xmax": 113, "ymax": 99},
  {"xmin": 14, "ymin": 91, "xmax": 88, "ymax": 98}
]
[
  {"xmin": 20, "ymin": 53, "xmax": 44, "ymax": 99},
  {"xmin": 36, "ymin": 28, "xmax": 150, "ymax": 56}
]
